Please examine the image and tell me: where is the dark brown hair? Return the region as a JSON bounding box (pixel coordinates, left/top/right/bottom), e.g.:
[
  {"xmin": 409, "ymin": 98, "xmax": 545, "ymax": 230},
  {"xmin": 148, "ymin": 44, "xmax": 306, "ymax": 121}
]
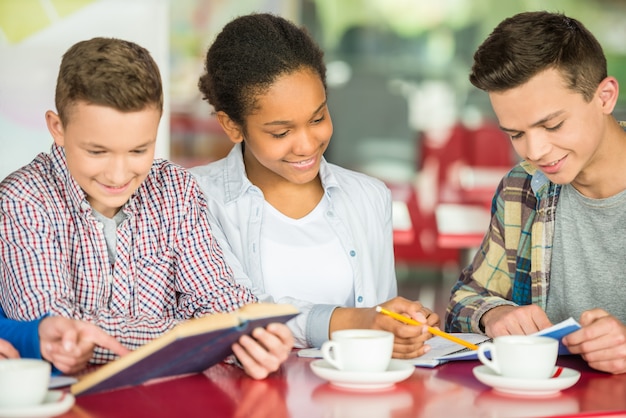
[{"xmin": 470, "ymin": 11, "xmax": 606, "ymax": 102}]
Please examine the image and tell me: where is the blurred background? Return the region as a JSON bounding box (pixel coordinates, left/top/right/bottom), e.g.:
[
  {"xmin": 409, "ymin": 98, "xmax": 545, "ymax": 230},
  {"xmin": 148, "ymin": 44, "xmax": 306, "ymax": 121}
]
[{"xmin": 2, "ymin": 0, "xmax": 626, "ymax": 319}]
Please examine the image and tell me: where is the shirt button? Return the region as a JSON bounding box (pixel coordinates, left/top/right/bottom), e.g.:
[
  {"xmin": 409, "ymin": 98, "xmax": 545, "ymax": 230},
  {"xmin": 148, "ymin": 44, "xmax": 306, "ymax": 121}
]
[
  {"xmin": 357, "ymin": 296, "xmax": 363, "ymax": 303},
  {"xmin": 96, "ymin": 222, "xmax": 104, "ymax": 231},
  {"xmin": 108, "ymin": 275, "xmax": 114, "ymax": 284},
  {"xmin": 349, "ymin": 250, "xmax": 356, "ymax": 257}
]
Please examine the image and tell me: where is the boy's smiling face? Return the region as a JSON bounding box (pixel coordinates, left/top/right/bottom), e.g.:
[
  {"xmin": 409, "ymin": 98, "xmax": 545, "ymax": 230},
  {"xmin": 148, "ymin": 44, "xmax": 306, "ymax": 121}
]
[
  {"xmin": 46, "ymin": 101, "xmax": 161, "ymax": 217},
  {"xmin": 489, "ymin": 68, "xmax": 615, "ymax": 194}
]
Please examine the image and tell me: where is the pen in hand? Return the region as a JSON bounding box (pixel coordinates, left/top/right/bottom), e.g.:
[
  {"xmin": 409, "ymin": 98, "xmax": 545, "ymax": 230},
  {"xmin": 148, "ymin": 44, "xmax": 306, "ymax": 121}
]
[{"xmin": 375, "ymin": 306, "xmax": 479, "ymax": 350}]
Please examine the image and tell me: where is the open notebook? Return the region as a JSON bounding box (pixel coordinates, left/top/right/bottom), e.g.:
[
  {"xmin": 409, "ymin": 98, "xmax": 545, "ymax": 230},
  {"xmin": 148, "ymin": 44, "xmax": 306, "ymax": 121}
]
[
  {"xmin": 297, "ymin": 317, "xmax": 581, "ymax": 368},
  {"xmin": 411, "ymin": 316, "xmax": 582, "ymax": 367}
]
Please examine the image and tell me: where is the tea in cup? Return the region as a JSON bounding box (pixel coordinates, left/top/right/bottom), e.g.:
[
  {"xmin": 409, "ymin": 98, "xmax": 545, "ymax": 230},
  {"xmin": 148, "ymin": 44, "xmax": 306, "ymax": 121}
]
[
  {"xmin": 477, "ymin": 335, "xmax": 558, "ymax": 379},
  {"xmin": 0, "ymin": 359, "xmax": 51, "ymax": 407},
  {"xmin": 321, "ymin": 329, "xmax": 393, "ymax": 373}
]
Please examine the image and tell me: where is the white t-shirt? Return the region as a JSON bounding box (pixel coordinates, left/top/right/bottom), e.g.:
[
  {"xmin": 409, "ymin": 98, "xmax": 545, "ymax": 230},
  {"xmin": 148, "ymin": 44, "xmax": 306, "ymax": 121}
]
[{"xmin": 260, "ymin": 196, "xmax": 354, "ymax": 306}]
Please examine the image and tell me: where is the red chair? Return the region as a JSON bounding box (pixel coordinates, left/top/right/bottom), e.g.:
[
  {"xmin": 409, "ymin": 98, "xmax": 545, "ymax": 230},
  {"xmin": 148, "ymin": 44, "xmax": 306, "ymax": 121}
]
[
  {"xmin": 466, "ymin": 121, "xmax": 515, "ymax": 168},
  {"xmin": 388, "ymin": 181, "xmax": 459, "ymax": 269},
  {"xmin": 393, "ymin": 120, "xmax": 514, "ymax": 269}
]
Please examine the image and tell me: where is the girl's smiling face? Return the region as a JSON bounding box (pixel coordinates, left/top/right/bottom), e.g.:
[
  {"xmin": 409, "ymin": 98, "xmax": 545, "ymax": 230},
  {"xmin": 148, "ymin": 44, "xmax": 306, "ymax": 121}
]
[{"xmin": 222, "ymin": 68, "xmax": 332, "ymax": 189}]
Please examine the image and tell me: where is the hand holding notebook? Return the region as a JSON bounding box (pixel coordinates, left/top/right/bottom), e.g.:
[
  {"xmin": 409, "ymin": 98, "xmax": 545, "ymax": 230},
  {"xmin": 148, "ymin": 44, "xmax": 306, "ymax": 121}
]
[{"xmin": 410, "ymin": 317, "xmax": 582, "ymax": 367}]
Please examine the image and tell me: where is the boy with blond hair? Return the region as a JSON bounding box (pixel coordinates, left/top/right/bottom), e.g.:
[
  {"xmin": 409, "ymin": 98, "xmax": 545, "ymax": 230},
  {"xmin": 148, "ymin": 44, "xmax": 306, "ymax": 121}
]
[{"xmin": 0, "ymin": 37, "xmax": 292, "ymax": 378}]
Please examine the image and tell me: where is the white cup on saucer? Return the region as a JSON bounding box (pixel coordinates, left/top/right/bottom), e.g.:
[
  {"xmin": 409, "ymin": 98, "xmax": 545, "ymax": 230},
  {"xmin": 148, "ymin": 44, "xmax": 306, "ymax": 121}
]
[
  {"xmin": 477, "ymin": 335, "xmax": 558, "ymax": 379},
  {"xmin": 321, "ymin": 329, "xmax": 393, "ymax": 373},
  {"xmin": 0, "ymin": 359, "xmax": 51, "ymax": 407}
]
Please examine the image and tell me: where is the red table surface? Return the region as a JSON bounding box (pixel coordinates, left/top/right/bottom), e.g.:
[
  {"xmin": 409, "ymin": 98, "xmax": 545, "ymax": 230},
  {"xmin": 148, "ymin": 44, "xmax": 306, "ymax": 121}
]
[{"xmin": 56, "ymin": 351, "xmax": 626, "ymax": 418}]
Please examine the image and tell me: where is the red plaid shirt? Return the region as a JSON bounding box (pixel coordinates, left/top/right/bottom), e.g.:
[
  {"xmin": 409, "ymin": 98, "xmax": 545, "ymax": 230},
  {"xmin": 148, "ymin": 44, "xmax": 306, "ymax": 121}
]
[{"xmin": 0, "ymin": 145, "xmax": 256, "ymax": 363}]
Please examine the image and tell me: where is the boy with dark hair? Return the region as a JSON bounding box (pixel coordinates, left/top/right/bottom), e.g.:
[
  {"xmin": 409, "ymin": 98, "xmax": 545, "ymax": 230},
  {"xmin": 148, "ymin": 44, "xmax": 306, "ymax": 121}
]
[{"xmin": 446, "ymin": 11, "xmax": 626, "ymax": 374}]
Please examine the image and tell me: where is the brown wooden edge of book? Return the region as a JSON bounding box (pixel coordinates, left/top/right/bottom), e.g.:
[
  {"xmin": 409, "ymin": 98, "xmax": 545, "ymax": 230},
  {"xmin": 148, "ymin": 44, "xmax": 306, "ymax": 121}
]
[{"xmin": 70, "ymin": 302, "xmax": 299, "ymax": 395}]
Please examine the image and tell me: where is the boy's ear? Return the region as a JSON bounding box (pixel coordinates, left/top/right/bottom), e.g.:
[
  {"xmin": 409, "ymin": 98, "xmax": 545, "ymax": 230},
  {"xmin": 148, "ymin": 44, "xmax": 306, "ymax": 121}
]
[
  {"xmin": 597, "ymin": 76, "xmax": 619, "ymax": 114},
  {"xmin": 216, "ymin": 111, "xmax": 244, "ymax": 144},
  {"xmin": 45, "ymin": 110, "xmax": 65, "ymax": 146}
]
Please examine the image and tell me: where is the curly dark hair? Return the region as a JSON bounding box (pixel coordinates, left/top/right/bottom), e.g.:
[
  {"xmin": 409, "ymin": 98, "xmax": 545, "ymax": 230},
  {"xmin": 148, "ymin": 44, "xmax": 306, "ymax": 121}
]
[
  {"xmin": 470, "ymin": 11, "xmax": 606, "ymax": 102},
  {"xmin": 198, "ymin": 13, "xmax": 326, "ymax": 128}
]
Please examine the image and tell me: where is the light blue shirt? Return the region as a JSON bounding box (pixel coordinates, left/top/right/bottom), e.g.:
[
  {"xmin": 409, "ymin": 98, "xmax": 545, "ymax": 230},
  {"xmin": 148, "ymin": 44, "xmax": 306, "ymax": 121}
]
[{"xmin": 190, "ymin": 144, "xmax": 397, "ymax": 348}]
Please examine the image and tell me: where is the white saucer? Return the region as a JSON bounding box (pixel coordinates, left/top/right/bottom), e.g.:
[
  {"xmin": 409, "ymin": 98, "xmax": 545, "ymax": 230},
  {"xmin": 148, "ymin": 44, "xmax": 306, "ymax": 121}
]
[
  {"xmin": 0, "ymin": 390, "xmax": 75, "ymax": 418},
  {"xmin": 310, "ymin": 359, "xmax": 414, "ymax": 390},
  {"xmin": 473, "ymin": 365, "xmax": 581, "ymax": 396}
]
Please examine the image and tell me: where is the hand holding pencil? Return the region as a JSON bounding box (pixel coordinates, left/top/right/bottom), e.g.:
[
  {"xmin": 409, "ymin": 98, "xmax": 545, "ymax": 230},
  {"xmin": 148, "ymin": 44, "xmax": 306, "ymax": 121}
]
[
  {"xmin": 356, "ymin": 297, "xmax": 440, "ymax": 359},
  {"xmin": 376, "ymin": 306, "xmax": 479, "ymax": 351}
]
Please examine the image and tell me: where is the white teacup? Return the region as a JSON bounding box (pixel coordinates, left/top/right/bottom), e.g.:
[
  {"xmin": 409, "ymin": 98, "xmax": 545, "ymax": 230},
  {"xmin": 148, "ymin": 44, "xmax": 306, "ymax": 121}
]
[
  {"xmin": 0, "ymin": 359, "xmax": 51, "ymax": 407},
  {"xmin": 477, "ymin": 335, "xmax": 558, "ymax": 379},
  {"xmin": 321, "ymin": 329, "xmax": 393, "ymax": 373}
]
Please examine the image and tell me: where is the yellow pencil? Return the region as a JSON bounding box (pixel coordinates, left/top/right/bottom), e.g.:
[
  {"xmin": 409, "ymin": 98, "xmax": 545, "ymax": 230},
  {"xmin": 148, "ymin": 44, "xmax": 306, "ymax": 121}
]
[{"xmin": 375, "ymin": 306, "xmax": 479, "ymax": 351}]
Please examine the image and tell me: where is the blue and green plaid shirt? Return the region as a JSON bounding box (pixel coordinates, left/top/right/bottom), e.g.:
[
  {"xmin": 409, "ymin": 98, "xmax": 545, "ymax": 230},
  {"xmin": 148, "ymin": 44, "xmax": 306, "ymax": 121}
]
[
  {"xmin": 447, "ymin": 121, "xmax": 626, "ymax": 333},
  {"xmin": 445, "ymin": 160, "xmax": 562, "ymax": 333}
]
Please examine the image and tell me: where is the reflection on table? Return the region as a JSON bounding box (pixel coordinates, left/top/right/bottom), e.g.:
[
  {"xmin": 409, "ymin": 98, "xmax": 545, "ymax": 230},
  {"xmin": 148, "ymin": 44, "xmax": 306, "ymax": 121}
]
[{"xmin": 61, "ymin": 351, "xmax": 626, "ymax": 418}]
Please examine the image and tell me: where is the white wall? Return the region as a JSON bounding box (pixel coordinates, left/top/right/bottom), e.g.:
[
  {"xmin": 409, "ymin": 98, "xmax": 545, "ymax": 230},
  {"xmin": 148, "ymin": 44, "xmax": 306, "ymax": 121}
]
[{"xmin": 0, "ymin": 0, "xmax": 170, "ymax": 180}]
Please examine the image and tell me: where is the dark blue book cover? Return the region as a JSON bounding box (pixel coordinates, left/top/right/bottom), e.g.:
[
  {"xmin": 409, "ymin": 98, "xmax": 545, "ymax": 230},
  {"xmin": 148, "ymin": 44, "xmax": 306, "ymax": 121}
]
[{"xmin": 72, "ymin": 303, "xmax": 299, "ymax": 395}]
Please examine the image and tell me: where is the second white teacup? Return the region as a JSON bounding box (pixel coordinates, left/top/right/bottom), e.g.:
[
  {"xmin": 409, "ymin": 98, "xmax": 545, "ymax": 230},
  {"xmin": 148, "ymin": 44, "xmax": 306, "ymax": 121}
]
[
  {"xmin": 0, "ymin": 359, "xmax": 51, "ymax": 407},
  {"xmin": 477, "ymin": 335, "xmax": 558, "ymax": 379},
  {"xmin": 321, "ymin": 329, "xmax": 393, "ymax": 373}
]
